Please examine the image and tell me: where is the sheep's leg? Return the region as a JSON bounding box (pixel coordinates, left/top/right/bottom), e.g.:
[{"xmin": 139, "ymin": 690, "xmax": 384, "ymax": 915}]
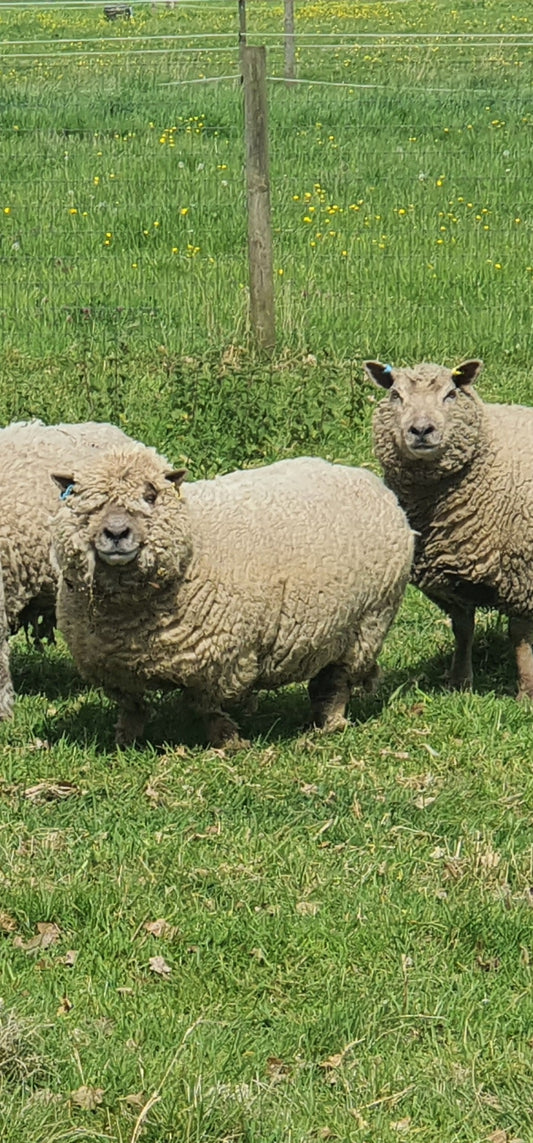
[
  {"xmin": 0, "ymin": 638, "xmax": 14, "ymax": 720},
  {"xmin": 309, "ymin": 664, "xmax": 352, "ymax": 733},
  {"xmin": 0, "ymin": 575, "xmax": 14, "ymax": 720},
  {"xmin": 447, "ymin": 603, "xmax": 475, "ymax": 690},
  {"xmin": 508, "ymin": 617, "xmax": 533, "ymax": 700},
  {"xmin": 113, "ymin": 694, "xmax": 148, "ymax": 746},
  {"xmin": 205, "ymin": 710, "xmax": 250, "ymax": 751}
]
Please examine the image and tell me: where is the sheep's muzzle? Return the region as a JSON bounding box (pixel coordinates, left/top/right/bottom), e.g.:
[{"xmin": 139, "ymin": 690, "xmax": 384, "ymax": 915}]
[{"xmin": 94, "ymin": 510, "xmax": 141, "ymax": 567}]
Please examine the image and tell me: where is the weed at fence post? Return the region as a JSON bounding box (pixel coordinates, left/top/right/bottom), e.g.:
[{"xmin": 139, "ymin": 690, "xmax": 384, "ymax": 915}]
[
  {"xmin": 284, "ymin": 0, "xmax": 296, "ymax": 86},
  {"xmin": 242, "ymin": 45, "xmax": 276, "ymax": 353}
]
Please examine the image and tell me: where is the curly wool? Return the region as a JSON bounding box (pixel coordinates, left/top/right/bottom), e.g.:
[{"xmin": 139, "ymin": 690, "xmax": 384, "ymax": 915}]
[
  {"xmin": 52, "ymin": 446, "xmax": 414, "ymax": 743},
  {"xmin": 0, "ymin": 419, "xmax": 131, "ymax": 717},
  {"xmin": 371, "ymin": 359, "xmax": 533, "ymax": 692}
]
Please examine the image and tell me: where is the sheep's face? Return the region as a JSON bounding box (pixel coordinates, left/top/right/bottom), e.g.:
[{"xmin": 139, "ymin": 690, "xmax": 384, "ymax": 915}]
[
  {"xmin": 366, "ymin": 359, "xmax": 484, "ymax": 474},
  {"xmin": 52, "ymin": 448, "xmax": 190, "ymax": 589}
]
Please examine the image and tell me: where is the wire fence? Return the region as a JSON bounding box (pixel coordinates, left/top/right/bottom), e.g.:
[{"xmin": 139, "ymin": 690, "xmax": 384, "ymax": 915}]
[{"xmin": 0, "ymin": 1, "xmax": 532, "ymax": 371}]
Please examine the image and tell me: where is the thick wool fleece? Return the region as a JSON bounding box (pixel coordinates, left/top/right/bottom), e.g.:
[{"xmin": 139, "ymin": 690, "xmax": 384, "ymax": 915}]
[
  {"xmin": 0, "ymin": 419, "xmax": 131, "ymax": 718},
  {"xmin": 371, "ymin": 361, "xmax": 533, "ymax": 694},
  {"xmin": 52, "ymin": 447, "xmax": 413, "ymax": 743}
]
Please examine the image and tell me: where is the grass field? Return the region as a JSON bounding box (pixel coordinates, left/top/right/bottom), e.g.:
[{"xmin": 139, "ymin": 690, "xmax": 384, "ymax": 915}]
[{"xmin": 0, "ymin": 1, "xmax": 533, "ymax": 1140}]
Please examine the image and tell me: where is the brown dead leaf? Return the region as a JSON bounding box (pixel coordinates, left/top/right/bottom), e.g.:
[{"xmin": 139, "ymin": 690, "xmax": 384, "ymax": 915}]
[
  {"xmin": 70, "ymin": 1085, "xmax": 104, "ymax": 1111},
  {"xmin": 380, "ymin": 749, "xmax": 410, "ymax": 759},
  {"xmin": 119, "ymin": 1092, "xmax": 145, "ymax": 1108},
  {"xmin": 56, "ymin": 995, "xmax": 73, "ymax": 1016},
  {"xmin": 0, "ymin": 911, "xmax": 17, "ymax": 933},
  {"xmin": 300, "ymin": 783, "xmax": 319, "ymax": 796},
  {"xmin": 443, "ymin": 858, "xmax": 465, "ymax": 880},
  {"xmin": 24, "ymin": 780, "xmax": 79, "ymax": 802},
  {"xmin": 190, "ymin": 823, "xmax": 221, "ymax": 840},
  {"xmin": 148, "ymin": 955, "xmax": 172, "ymax": 978},
  {"xmin": 317, "ymin": 1129, "xmax": 335, "ymax": 1140},
  {"xmin": 13, "ymin": 922, "xmax": 61, "ymax": 954},
  {"xmin": 143, "ymin": 919, "xmax": 177, "ymax": 940},
  {"xmin": 266, "ymin": 1056, "xmax": 291, "ymax": 1082},
  {"xmin": 391, "ymin": 1117, "xmax": 411, "ymax": 1133},
  {"xmin": 476, "ymin": 954, "xmax": 501, "ymax": 972},
  {"xmin": 320, "ymin": 1052, "xmax": 344, "ymax": 1071},
  {"xmin": 351, "ymin": 797, "xmax": 362, "ymax": 819},
  {"xmin": 295, "ymin": 901, "xmax": 320, "ymax": 916},
  {"xmin": 26, "ymin": 738, "xmax": 50, "ymax": 752},
  {"xmin": 486, "ymin": 1132, "xmax": 508, "ymax": 1143},
  {"xmin": 61, "ymin": 950, "xmax": 78, "ymax": 967},
  {"xmin": 409, "ymin": 702, "xmax": 426, "ymax": 716},
  {"xmin": 249, "ymin": 947, "xmax": 266, "ymax": 962},
  {"xmin": 413, "ymin": 795, "xmax": 436, "ymax": 810}
]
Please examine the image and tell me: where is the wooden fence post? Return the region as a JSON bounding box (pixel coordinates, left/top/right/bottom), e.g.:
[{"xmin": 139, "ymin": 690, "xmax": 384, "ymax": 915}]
[
  {"xmin": 242, "ymin": 45, "xmax": 275, "ymax": 352},
  {"xmin": 284, "ymin": 0, "xmax": 296, "ymax": 85},
  {"xmin": 238, "ymin": 0, "xmax": 246, "ymax": 66}
]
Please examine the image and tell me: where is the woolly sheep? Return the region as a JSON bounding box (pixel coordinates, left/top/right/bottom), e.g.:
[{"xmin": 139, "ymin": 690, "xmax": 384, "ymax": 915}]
[
  {"xmin": 0, "ymin": 419, "xmax": 131, "ymax": 718},
  {"xmin": 366, "ymin": 357, "xmax": 533, "ymax": 697},
  {"xmin": 51, "ymin": 446, "xmax": 414, "ymax": 746}
]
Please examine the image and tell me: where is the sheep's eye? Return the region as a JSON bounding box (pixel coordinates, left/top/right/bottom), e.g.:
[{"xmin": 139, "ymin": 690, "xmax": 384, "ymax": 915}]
[
  {"xmin": 390, "ymin": 389, "xmax": 402, "ymax": 403},
  {"xmin": 444, "ymin": 388, "xmax": 457, "ymax": 401},
  {"xmin": 144, "ymin": 485, "xmax": 158, "ymax": 506}
]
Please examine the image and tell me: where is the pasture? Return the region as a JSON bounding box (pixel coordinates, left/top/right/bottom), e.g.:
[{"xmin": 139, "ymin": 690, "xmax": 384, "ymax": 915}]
[{"xmin": 0, "ymin": 0, "xmax": 532, "ymax": 1140}]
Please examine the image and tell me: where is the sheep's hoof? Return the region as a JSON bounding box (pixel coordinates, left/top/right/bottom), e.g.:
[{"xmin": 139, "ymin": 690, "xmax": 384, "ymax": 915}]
[
  {"xmin": 446, "ymin": 672, "xmax": 473, "ymax": 692},
  {"xmin": 308, "ymin": 713, "xmax": 349, "ymax": 735},
  {"xmin": 207, "ymin": 712, "xmax": 249, "ymax": 751}
]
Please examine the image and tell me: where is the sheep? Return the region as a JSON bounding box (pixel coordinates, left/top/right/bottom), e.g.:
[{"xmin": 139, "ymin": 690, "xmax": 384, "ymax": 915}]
[
  {"xmin": 51, "ymin": 446, "xmax": 414, "ymax": 747},
  {"xmin": 366, "ymin": 357, "xmax": 533, "ymax": 697},
  {"xmin": 0, "ymin": 419, "xmax": 131, "ymax": 718}
]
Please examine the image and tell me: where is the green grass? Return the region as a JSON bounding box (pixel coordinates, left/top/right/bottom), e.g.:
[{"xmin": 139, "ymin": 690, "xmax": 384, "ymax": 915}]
[{"xmin": 0, "ymin": 0, "xmax": 533, "ymax": 1139}]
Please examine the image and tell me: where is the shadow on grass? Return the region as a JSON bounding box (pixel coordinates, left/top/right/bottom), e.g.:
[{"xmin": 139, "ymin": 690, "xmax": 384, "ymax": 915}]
[
  {"xmin": 402, "ymin": 623, "xmax": 516, "ymax": 699},
  {"xmin": 10, "ymin": 641, "xmax": 85, "ymax": 701},
  {"xmin": 14, "ymin": 621, "xmax": 518, "ymax": 752}
]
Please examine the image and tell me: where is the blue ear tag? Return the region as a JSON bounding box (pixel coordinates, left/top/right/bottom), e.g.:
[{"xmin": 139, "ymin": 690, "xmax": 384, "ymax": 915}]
[
  {"xmin": 383, "ymin": 364, "xmax": 393, "ymax": 375},
  {"xmin": 60, "ymin": 484, "xmax": 75, "ymax": 501}
]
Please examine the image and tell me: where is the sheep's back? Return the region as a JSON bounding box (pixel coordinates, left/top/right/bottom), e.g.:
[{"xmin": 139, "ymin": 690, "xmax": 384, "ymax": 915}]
[
  {"xmin": 0, "ymin": 420, "xmax": 132, "ymax": 628},
  {"xmin": 185, "ymin": 457, "xmax": 412, "ymax": 601}
]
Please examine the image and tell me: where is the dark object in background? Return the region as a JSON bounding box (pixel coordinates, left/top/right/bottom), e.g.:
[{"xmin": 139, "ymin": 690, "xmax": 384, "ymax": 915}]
[{"xmin": 104, "ymin": 4, "xmax": 133, "ymax": 19}]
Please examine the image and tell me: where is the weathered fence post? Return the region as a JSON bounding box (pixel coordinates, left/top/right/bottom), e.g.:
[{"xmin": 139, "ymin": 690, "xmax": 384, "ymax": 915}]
[
  {"xmin": 238, "ymin": 0, "xmax": 246, "ymax": 66},
  {"xmin": 242, "ymin": 45, "xmax": 275, "ymax": 352},
  {"xmin": 284, "ymin": 0, "xmax": 296, "ymax": 85}
]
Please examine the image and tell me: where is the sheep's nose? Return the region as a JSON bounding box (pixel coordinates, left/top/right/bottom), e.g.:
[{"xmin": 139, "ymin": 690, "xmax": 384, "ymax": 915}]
[
  {"xmin": 410, "ymin": 422, "xmax": 435, "ymax": 439},
  {"xmin": 103, "ymin": 524, "xmax": 131, "ymax": 543}
]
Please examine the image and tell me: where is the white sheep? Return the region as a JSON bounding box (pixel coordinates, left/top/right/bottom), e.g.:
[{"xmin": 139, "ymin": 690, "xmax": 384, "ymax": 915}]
[
  {"xmin": 0, "ymin": 419, "xmax": 131, "ymax": 717},
  {"xmin": 366, "ymin": 357, "xmax": 533, "ymax": 696},
  {"xmin": 51, "ymin": 445, "xmax": 413, "ymax": 747}
]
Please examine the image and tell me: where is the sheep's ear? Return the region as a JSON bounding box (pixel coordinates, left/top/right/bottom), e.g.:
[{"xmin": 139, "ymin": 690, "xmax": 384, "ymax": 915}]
[
  {"xmin": 364, "ymin": 360, "xmax": 396, "ymax": 390},
  {"xmin": 52, "ymin": 474, "xmax": 75, "ymax": 495},
  {"xmin": 452, "ymin": 360, "xmax": 483, "ymax": 387},
  {"xmin": 165, "ymin": 469, "xmax": 187, "ymax": 488}
]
